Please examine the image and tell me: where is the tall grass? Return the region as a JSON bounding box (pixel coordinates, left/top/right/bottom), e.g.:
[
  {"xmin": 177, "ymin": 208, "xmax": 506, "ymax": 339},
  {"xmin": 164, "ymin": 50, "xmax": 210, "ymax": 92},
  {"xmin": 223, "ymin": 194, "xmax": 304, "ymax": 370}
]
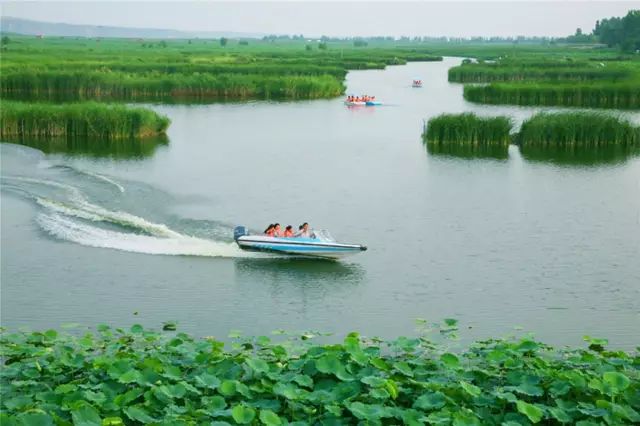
[
  {"xmin": 463, "ymin": 82, "xmax": 640, "ymax": 109},
  {"xmin": 423, "ymin": 113, "xmax": 513, "ymax": 146},
  {"xmin": 0, "ymin": 101, "xmax": 170, "ymax": 139},
  {"xmin": 0, "ymin": 71, "xmax": 345, "ymax": 102},
  {"xmin": 448, "ymin": 65, "xmax": 630, "ymax": 83},
  {"xmin": 516, "ymin": 112, "xmax": 640, "ymax": 147},
  {"xmin": 0, "ymin": 36, "xmax": 442, "ymax": 103}
]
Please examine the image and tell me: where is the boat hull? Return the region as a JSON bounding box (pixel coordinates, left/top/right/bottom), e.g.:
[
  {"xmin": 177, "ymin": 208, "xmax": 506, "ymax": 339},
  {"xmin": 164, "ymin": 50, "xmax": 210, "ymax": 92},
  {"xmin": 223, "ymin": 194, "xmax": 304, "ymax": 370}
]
[{"xmin": 235, "ymin": 235, "xmax": 367, "ymax": 259}]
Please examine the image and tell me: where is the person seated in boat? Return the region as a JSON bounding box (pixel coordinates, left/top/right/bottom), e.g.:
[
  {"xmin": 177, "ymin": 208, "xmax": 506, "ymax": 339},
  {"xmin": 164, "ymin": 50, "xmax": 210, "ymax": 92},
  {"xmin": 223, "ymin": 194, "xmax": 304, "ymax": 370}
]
[
  {"xmin": 283, "ymin": 225, "xmax": 294, "ymax": 237},
  {"xmin": 264, "ymin": 224, "xmax": 275, "ymax": 236},
  {"xmin": 271, "ymin": 223, "xmax": 283, "ymax": 237},
  {"xmin": 294, "ymin": 222, "xmax": 313, "ymax": 238}
]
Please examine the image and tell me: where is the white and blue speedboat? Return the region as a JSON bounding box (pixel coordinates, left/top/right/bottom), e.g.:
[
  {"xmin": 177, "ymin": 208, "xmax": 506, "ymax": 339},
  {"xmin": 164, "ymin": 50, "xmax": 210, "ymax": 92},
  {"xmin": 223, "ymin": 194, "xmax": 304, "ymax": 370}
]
[{"xmin": 234, "ymin": 226, "xmax": 367, "ymax": 260}]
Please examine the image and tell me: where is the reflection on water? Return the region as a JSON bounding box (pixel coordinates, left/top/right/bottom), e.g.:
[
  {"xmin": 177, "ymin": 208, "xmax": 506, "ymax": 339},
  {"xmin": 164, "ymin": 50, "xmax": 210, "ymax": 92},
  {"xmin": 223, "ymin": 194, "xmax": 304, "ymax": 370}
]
[
  {"xmin": 425, "ymin": 142, "xmax": 509, "ymax": 160},
  {"xmin": 520, "ymin": 145, "xmax": 640, "ymax": 166},
  {"xmin": 233, "ymin": 258, "xmax": 364, "ymax": 317},
  {"xmin": 1, "ymin": 135, "xmax": 169, "ymax": 159},
  {"xmin": 234, "ymin": 258, "xmax": 364, "ymax": 283}
]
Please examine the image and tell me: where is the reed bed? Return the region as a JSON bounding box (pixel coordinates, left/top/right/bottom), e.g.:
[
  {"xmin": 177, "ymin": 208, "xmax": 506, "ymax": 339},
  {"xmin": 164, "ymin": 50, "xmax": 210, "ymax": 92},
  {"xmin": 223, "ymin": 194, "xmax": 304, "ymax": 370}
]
[
  {"xmin": 0, "ymin": 36, "xmax": 442, "ymax": 103},
  {"xmin": 0, "ymin": 72, "xmax": 345, "ymax": 102},
  {"xmin": 0, "ymin": 101, "xmax": 170, "ymax": 139},
  {"xmin": 463, "ymin": 82, "xmax": 640, "ymax": 109},
  {"xmin": 448, "ymin": 65, "xmax": 630, "ymax": 83},
  {"xmin": 516, "ymin": 112, "xmax": 640, "ymax": 147},
  {"xmin": 0, "ymin": 63, "xmax": 349, "ymax": 78},
  {"xmin": 423, "ymin": 113, "xmax": 513, "ymax": 147}
]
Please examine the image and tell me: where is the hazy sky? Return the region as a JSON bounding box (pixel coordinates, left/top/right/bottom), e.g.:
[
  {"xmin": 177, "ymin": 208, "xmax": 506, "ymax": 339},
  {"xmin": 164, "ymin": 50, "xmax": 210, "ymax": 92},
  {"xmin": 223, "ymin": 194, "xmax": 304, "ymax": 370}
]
[{"xmin": 1, "ymin": 1, "xmax": 638, "ymax": 37}]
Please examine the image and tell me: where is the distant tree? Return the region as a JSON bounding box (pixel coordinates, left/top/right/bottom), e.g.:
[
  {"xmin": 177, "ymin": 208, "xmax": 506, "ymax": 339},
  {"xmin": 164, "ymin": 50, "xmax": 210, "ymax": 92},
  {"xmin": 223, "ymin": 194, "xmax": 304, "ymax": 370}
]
[
  {"xmin": 593, "ymin": 10, "xmax": 639, "ymax": 51},
  {"xmin": 353, "ymin": 39, "xmax": 368, "ymax": 47},
  {"xmin": 159, "ymin": 40, "xmax": 167, "ymax": 48},
  {"xmin": 305, "ymin": 44, "xmax": 312, "ymax": 51},
  {"xmin": 318, "ymin": 42, "xmax": 328, "ymax": 50},
  {"xmin": 220, "ymin": 37, "xmax": 228, "ymax": 47},
  {"xmin": 575, "ymin": 28, "xmax": 583, "ymax": 36},
  {"xmin": 1, "ymin": 35, "xmax": 10, "ymax": 45},
  {"xmin": 188, "ymin": 39, "xmax": 192, "ymax": 44},
  {"xmin": 239, "ymin": 40, "xmax": 249, "ymax": 46}
]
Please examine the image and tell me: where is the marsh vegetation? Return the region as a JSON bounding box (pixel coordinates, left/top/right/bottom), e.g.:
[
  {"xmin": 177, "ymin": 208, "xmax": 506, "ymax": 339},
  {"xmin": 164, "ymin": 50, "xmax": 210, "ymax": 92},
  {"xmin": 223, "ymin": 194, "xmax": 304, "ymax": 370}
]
[{"xmin": 0, "ymin": 101, "xmax": 170, "ymax": 139}]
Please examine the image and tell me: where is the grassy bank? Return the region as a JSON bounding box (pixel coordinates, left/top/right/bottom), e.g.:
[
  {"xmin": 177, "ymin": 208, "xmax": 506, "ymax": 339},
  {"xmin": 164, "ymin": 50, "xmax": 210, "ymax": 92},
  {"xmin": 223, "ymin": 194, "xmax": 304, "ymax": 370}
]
[
  {"xmin": 423, "ymin": 113, "xmax": 512, "ymax": 146},
  {"xmin": 517, "ymin": 112, "xmax": 640, "ymax": 148},
  {"xmin": 463, "ymin": 82, "xmax": 640, "ymax": 109},
  {"xmin": 1, "ymin": 323, "xmax": 638, "ymax": 425},
  {"xmin": 0, "ymin": 101, "xmax": 170, "ymax": 139}
]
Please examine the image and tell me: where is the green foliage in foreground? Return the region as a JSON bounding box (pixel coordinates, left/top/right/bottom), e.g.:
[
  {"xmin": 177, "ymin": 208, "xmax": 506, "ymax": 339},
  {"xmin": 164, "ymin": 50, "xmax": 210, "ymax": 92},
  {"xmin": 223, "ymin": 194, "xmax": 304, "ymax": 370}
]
[
  {"xmin": 0, "ymin": 101, "xmax": 170, "ymax": 139},
  {"xmin": 517, "ymin": 112, "xmax": 640, "ymax": 148},
  {"xmin": 463, "ymin": 81, "xmax": 640, "ymax": 109},
  {"xmin": 2, "ymin": 323, "xmax": 638, "ymax": 425},
  {"xmin": 424, "ymin": 113, "xmax": 512, "ymax": 147}
]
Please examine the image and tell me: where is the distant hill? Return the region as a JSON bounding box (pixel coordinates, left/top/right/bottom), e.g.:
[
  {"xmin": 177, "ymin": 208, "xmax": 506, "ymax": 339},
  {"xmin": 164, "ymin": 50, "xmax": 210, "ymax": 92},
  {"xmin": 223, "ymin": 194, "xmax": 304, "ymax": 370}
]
[{"xmin": 0, "ymin": 16, "xmax": 264, "ymax": 39}]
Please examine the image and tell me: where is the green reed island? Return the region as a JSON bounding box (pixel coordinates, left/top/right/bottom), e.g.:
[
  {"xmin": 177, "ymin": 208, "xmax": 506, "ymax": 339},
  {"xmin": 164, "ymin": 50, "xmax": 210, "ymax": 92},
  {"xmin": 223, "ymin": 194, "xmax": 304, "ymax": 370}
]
[
  {"xmin": 423, "ymin": 113, "xmax": 512, "ymax": 147},
  {"xmin": 1, "ymin": 322, "xmax": 638, "ymax": 425},
  {"xmin": 517, "ymin": 112, "xmax": 640, "ymax": 148},
  {"xmin": 0, "ymin": 102, "xmax": 170, "ymax": 140},
  {"xmin": 423, "ymin": 112, "xmax": 640, "ymax": 154}
]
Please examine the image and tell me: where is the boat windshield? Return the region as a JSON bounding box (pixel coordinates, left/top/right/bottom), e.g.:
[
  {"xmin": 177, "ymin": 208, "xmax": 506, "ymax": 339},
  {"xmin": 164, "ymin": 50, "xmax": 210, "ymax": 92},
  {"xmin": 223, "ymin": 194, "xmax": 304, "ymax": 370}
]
[{"xmin": 313, "ymin": 229, "xmax": 335, "ymax": 242}]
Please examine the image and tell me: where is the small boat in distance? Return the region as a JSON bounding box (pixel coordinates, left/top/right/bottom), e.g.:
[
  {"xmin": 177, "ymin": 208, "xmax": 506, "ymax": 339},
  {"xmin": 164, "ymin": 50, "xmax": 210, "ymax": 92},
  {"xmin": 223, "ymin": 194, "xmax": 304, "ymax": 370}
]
[
  {"xmin": 234, "ymin": 226, "xmax": 367, "ymax": 260},
  {"xmin": 412, "ymin": 79, "xmax": 423, "ymax": 88}
]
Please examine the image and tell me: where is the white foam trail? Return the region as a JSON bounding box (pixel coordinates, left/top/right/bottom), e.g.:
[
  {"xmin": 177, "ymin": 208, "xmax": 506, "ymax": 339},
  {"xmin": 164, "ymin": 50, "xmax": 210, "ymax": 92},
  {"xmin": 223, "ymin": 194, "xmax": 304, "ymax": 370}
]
[
  {"xmin": 51, "ymin": 198, "xmax": 182, "ymax": 238},
  {"xmin": 52, "ymin": 165, "xmax": 126, "ymax": 193},
  {"xmin": 2, "ymin": 176, "xmax": 85, "ymax": 202},
  {"xmin": 4, "ymin": 176, "xmax": 176, "ymax": 238},
  {"xmin": 4, "ymin": 173, "xmax": 271, "ymax": 258},
  {"xmin": 76, "ymin": 170, "xmax": 125, "ymax": 193},
  {"xmin": 37, "ymin": 213, "xmax": 256, "ymax": 258}
]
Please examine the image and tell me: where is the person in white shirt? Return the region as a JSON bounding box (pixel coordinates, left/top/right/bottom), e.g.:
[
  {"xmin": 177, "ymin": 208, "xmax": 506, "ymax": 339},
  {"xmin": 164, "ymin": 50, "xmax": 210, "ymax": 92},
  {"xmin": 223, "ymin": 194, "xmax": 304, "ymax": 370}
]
[{"xmin": 294, "ymin": 222, "xmax": 313, "ymax": 238}]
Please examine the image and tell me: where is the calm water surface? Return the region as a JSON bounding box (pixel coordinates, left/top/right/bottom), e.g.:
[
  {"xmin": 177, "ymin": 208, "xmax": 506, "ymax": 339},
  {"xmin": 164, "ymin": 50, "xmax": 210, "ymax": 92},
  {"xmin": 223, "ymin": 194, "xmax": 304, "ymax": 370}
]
[{"xmin": 2, "ymin": 58, "xmax": 639, "ymax": 347}]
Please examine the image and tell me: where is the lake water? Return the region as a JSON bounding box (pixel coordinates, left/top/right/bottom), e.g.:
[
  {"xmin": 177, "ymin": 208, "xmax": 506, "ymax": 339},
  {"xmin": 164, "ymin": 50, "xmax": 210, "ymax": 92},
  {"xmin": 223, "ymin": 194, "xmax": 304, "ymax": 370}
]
[{"xmin": 2, "ymin": 58, "xmax": 639, "ymax": 348}]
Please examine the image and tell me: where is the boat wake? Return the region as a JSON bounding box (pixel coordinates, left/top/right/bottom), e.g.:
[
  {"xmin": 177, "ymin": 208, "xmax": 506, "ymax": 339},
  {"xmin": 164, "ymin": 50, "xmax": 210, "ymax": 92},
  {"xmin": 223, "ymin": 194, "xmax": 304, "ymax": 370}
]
[{"xmin": 0, "ymin": 145, "xmax": 261, "ymax": 258}]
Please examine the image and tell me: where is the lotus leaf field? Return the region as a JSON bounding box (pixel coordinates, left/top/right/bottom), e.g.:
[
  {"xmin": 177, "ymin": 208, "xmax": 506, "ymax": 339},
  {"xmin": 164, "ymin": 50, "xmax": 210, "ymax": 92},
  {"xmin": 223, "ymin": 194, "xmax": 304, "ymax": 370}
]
[{"xmin": 1, "ymin": 321, "xmax": 639, "ymax": 425}]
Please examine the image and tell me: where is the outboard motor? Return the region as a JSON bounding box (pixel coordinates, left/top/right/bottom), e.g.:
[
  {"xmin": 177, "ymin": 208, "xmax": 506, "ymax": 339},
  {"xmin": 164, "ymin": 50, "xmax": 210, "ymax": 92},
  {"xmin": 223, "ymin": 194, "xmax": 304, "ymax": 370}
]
[{"xmin": 233, "ymin": 226, "xmax": 249, "ymax": 241}]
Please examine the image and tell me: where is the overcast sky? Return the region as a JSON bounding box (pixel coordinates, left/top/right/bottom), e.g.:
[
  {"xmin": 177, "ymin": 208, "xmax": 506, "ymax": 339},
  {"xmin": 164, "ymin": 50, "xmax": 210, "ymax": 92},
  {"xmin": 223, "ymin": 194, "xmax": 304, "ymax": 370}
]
[{"xmin": 1, "ymin": 1, "xmax": 637, "ymax": 37}]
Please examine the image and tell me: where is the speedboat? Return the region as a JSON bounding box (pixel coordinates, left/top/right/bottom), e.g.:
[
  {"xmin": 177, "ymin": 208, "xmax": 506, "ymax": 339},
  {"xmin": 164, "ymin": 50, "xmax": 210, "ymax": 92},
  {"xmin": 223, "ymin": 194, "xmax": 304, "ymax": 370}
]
[
  {"xmin": 344, "ymin": 101, "xmax": 366, "ymax": 106},
  {"xmin": 365, "ymin": 101, "xmax": 382, "ymax": 106},
  {"xmin": 234, "ymin": 226, "xmax": 367, "ymax": 260},
  {"xmin": 412, "ymin": 80, "xmax": 422, "ymax": 88}
]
